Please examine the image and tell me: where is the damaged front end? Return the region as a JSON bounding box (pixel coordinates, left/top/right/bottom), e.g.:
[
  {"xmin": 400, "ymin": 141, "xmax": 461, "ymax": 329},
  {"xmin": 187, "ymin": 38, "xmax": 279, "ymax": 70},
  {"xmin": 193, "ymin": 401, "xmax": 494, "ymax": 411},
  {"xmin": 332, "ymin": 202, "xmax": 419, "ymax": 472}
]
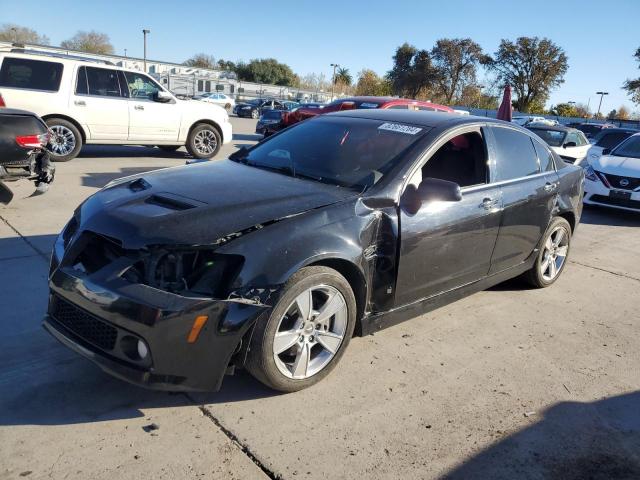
[{"xmin": 45, "ymin": 222, "xmax": 275, "ymax": 392}]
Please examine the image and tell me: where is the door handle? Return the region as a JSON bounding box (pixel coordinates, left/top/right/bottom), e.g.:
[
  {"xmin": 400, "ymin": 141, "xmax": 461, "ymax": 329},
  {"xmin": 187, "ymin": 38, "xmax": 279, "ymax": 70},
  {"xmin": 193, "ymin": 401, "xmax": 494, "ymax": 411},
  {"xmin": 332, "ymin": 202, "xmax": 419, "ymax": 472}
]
[
  {"xmin": 74, "ymin": 100, "xmax": 86, "ymax": 106},
  {"xmin": 544, "ymin": 182, "xmax": 557, "ymax": 193},
  {"xmin": 481, "ymin": 197, "xmax": 498, "ymax": 210},
  {"xmin": 134, "ymin": 105, "xmax": 145, "ymax": 111}
]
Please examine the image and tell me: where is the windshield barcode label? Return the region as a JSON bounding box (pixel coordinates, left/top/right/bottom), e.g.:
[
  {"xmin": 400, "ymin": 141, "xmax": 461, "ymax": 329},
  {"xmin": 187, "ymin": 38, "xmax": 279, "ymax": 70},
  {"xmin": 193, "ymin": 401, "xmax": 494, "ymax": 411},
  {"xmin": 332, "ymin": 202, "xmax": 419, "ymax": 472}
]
[{"xmin": 378, "ymin": 123, "xmax": 422, "ymax": 135}]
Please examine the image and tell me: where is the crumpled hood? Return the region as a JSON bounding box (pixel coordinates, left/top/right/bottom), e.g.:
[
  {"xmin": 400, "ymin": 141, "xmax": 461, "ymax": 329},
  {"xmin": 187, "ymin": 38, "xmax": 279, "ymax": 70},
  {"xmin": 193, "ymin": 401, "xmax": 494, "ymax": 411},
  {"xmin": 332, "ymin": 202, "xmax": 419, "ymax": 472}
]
[
  {"xmin": 78, "ymin": 160, "xmax": 356, "ymax": 249},
  {"xmin": 592, "ymin": 154, "xmax": 640, "ymax": 177}
]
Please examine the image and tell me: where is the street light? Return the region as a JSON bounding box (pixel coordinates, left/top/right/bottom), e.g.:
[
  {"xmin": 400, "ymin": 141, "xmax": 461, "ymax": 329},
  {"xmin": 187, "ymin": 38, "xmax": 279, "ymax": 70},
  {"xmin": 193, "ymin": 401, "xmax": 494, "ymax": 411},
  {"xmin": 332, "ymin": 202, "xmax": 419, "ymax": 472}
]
[
  {"xmin": 11, "ymin": 27, "xmax": 17, "ymax": 43},
  {"xmin": 142, "ymin": 29, "xmax": 151, "ymax": 72},
  {"xmin": 330, "ymin": 63, "xmax": 339, "ymax": 101},
  {"xmin": 595, "ymin": 91, "xmax": 609, "ymax": 118},
  {"xmin": 124, "ymin": 48, "xmax": 128, "ymax": 59}
]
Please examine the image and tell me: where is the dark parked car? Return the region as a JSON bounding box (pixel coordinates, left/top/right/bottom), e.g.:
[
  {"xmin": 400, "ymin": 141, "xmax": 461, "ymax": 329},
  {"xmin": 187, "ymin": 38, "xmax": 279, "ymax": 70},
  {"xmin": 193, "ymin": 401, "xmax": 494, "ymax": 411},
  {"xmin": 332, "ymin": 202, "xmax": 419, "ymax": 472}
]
[
  {"xmin": 0, "ymin": 107, "xmax": 54, "ymax": 203},
  {"xmin": 255, "ymin": 109, "xmax": 285, "ymax": 137},
  {"xmin": 235, "ymin": 98, "xmax": 286, "ymax": 119},
  {"xmin": 44, "ymin": 110, "xmax": 583, "ymax": 393},
  {"xmin": 572, "ymin": 122, "xmax": 615, "ymax": 139}
]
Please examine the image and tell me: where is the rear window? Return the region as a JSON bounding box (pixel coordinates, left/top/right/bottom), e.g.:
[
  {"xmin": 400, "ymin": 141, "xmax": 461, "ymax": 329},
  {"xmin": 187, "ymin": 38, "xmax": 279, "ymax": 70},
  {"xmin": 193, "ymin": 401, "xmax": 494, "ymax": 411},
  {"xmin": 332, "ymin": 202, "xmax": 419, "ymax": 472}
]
[
  {"xmin": 0, "ymin": 57, "xmax": 63, "ymax": 92},
  {"xmin": 262, "ymin": 110, "xmax": 282, "ymax": 120}
]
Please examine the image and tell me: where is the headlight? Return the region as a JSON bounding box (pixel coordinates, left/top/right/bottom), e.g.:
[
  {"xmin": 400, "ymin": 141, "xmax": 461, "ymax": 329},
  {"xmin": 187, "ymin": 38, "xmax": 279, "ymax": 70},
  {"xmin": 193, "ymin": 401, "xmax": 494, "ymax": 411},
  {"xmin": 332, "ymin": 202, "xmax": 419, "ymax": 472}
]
[
  {"xmin": 583, "ymin": 165, "xmax": 599, "ymax": 182},
  {"xmin": 241, "ymin": 106, "xmax": 251, "ymax": 110}
]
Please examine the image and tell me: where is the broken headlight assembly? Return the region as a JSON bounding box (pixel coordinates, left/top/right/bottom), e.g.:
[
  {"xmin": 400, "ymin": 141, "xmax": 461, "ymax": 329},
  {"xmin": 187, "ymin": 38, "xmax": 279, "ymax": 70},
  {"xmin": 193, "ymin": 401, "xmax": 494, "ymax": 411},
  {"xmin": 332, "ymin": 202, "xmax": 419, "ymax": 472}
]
[{"xmin": 123, "ymin": 249, "xmax": 243, "ymax": 299}]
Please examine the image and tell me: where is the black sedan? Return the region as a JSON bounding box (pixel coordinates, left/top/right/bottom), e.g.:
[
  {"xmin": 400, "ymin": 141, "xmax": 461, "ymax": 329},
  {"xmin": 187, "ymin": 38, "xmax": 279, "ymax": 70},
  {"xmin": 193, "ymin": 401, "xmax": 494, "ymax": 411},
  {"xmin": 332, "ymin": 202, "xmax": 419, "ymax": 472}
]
[
  {"xmin": 44, "ymin": 110, "xmax": 584, "ymax": 392},
  {"xmin": 255, "ymin": 109, "xmax": 285, "ymax": 137},
  {"xmin": 0, "ymin": 108, "xmax": 54, "ymax": 203},
  {"xmin": 235, "ymin": 98, "xmax": 285, "ymax": 119}
]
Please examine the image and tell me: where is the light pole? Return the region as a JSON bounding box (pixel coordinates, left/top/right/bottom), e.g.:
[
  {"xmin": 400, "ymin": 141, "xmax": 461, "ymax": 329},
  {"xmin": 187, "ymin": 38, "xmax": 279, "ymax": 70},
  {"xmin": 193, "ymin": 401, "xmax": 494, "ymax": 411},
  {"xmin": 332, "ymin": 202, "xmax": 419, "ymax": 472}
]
[
  {"xmin": 595, "ymin": 91, "xmax": 609, "ymax": 118},
  {"xmin": 124, "ymin": 48, "xmax": 128, "ymax": 58},
  {"xmin": 330, "ymin": 63, "xmax": 339, "ymax": 101},
  {"xmin": 11, "ymin": 27, "xmax": 17, "ymax": 43},
  {"xmin": 142, "ymin": 29, "xmax": 150, "ymax": 72}
]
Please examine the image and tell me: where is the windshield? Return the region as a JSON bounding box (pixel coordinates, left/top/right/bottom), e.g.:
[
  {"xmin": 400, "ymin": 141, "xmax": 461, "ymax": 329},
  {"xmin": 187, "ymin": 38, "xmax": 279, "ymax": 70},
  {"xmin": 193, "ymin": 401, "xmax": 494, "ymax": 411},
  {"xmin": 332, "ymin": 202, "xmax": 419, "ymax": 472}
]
[
  {"xmin": 594, "ymin": 131, "xmax": 635, "ymax": 149},
  {"xmin": 611, "ymin": 135, "xmax": 640, "ymax": 159},
  {"xmin": 529, "ymin": 128, "xmax": 566, "ymax": 147},
  {"xmin": 230, "ymin": 116, "xmax": 428, "ymax": 190}
]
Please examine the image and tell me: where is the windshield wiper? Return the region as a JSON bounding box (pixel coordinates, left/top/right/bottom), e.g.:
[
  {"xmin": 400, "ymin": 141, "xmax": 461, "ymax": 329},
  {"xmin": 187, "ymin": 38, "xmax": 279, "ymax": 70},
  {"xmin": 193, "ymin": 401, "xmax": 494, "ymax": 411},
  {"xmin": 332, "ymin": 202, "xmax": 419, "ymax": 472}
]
[{"xmin": 245, "ymin": 162, "xmax": 327, "ymax": 183}]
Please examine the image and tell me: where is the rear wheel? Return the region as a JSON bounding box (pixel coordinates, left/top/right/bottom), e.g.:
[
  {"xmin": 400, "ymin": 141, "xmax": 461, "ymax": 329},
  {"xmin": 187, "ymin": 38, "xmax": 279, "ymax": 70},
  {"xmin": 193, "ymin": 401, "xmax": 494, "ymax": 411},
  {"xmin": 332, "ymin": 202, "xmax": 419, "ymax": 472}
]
[
  {"xmin": 45, "ymin": 118, "xmax": 82, "ymax": 162},
  {"xmin": 523, "ymin": 217, "xmax": 571, "ymax": 288},
  {"xmin": 251, "ymin": 109, "xmax": 260, "ymax": 119},
  {"xmin": 186, "ymin": 123, "xmax": 221, "ymax": 159},
  {"xmin": 246, "ymin": 266, "xmax": 356, "ymax": 392}
]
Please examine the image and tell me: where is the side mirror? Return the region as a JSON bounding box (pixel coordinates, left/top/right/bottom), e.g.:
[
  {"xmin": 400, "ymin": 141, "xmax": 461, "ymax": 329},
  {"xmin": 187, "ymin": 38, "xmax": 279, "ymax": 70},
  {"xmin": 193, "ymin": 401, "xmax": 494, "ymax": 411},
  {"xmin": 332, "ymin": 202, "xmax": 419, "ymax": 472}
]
[
  {"xmin": 154, "ymin": 90, "xmax": 173, "ymax": 103},
  {"xmin": 601, "ymin": 148, "xmax": 611, "ymax": 156},
  {"xmin": 563, "ymin": 141, "xmax": 577, "ymax": 148},
  {"xmin": 400, "ymin": 177, "xmax": 462, "ymax": 215}
]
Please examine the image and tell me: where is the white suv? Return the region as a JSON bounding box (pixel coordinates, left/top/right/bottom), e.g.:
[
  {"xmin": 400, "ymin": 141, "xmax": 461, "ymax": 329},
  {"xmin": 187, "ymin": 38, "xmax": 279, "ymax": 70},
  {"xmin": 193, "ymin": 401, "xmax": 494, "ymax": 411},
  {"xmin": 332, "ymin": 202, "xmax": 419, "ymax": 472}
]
[{"xmin": 0, "ymin": 50, "xmax": 232, "ymax": 161}]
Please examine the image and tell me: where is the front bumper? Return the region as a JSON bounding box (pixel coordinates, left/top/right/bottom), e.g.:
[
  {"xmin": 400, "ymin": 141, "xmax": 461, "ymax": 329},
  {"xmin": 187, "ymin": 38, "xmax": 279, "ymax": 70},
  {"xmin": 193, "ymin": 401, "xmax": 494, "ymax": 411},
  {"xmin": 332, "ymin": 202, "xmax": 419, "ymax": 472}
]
[
  {"xmin": 220, "ymin": 120, "xmax": 233, "ymax": 145},
  {"xmin": 583, "ymin": 178, "xmax": 640, "ymax": 212},
  {"xmin": 45, "ymin": 241, "xmax": 268, "ymax": 391}
]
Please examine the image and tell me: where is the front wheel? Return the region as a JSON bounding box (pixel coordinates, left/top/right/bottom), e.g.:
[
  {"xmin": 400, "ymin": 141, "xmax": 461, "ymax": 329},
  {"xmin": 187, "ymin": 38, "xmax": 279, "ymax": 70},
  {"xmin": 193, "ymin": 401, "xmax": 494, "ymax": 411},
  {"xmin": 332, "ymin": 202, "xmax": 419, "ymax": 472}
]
[
  {"xmin": 45, "ymin": 118, "xmax": 82, "ymax": 162},
  {"xmin": 186, "ymin": 123, "xmax": 221, "ymax": 159},
  {"xmin": 251, "ymin": 109, "xmax": 260, "ymax": 119},
  {"xmin": 523, "ymin": 217, "xmax": 572, "ymax": 288},
  {"xmin": 246, "ymin": 266, "xmax": 356, "ymax": 392}
]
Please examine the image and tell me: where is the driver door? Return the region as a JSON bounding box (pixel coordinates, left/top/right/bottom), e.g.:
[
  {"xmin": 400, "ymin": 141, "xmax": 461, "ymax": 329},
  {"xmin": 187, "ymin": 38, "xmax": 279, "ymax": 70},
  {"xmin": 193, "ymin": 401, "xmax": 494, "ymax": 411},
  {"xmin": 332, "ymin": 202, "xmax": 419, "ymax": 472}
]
[
  {"xmin": 394, "ymin": 127, "xmax": 503, "ymax": 306},
  {"xmin": 122, "ymin": 71, "xmax": 180, "ymax": 142}
]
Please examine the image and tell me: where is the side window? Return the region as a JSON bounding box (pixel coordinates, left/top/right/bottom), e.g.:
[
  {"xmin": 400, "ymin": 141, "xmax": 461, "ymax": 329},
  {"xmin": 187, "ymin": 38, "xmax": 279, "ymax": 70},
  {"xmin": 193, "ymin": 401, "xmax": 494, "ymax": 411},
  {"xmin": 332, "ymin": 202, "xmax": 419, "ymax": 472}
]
[
  {"xmin": 387, "ymin": 104, "xmax": 408, "ymax": 109},
  {"xmin": 75, "ymin": 66, "xmax": 88, "ymax": 95},
  {"xmin": 599, "ymin": 132, "xmax": 628, "ymax": 150},
  {"xmin": 532, "ymin": 138, "xmax": 555, "ymax": 172},
  {"xmin": 491, "ymin": 127, "xmax": 540, "ymax": 181},
  {"xmin": 85, "ymin": 67, "xmax": 122, "ymax": 97},
  {"xmin": 577, "ymin": 133, "xmax": 589, "ymax": 146},
  {"xmin": 417, "ymin": 106, "xmax": 435, "ymax": 111},
  {"xmin": 565, "ymin": 132, "xmax": 580, "ymax": 146},
  {"xmin": 421, "ymin": 131, "xmax": 488, "ymax": 188},
  {"xmin": 123, "ymin": 72, "xmax": 161, "ymax": 100},
  {"xmin": 0, "ymin": 57, "xmax": 63, "ymax": 91}
]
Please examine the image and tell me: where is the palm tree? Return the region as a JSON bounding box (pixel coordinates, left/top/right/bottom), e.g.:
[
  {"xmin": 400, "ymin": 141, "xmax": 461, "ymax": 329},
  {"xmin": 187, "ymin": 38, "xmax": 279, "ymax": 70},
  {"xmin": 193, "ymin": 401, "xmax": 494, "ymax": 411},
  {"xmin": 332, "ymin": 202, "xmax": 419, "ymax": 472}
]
[{"xmin": 334, "ymin": 67, "xmax": 353, "ymax": 86}]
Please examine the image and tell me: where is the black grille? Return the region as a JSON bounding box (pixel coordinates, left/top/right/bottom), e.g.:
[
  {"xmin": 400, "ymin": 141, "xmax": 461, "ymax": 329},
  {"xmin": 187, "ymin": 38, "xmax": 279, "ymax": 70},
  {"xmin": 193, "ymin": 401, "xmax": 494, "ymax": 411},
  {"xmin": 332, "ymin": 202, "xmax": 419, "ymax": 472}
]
[
  {"xmin": 597, "ymin": 171, "xmax": 640, "ymax": 191},
  {"xmin": 50, "ymin": 296, "xmax": 117, "ymax": 350},
  {"xmin": 590, "ymin": 194, "xmax": 640, "ymax": 210}
]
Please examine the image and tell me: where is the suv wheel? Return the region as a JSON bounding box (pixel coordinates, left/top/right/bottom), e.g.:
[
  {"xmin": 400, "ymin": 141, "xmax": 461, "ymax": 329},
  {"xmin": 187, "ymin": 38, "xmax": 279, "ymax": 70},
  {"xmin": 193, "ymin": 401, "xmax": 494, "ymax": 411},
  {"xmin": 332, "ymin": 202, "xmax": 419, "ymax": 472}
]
[
  {"xmin": 186, "ymin": 123, "xmax": 221, "ymax": 159},
  {"xmin": 246, "ymin": 266, "xmax": 356, "ymax": 392},
  {"xmin": 45, "ymin": 118, "xmax": 82, "ymax": 162}
]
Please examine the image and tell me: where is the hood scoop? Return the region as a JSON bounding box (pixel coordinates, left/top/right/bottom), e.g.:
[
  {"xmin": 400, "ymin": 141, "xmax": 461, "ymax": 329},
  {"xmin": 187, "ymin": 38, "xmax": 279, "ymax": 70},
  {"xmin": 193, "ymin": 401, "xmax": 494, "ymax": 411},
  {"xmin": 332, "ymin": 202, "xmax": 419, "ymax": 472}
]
[{"xmin": 145, "ymin": 194, "xmax": 198, "ymax": 211}]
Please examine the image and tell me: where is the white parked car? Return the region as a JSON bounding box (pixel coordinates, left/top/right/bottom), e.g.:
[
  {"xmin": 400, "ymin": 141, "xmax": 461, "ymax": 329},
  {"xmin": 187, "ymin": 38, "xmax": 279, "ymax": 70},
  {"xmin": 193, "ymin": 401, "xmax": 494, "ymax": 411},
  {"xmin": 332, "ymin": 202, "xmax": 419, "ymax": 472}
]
[
  {"xmin": 0, "ymin": 50, "xmax": 232, "ymax": 161},
  {"xmin": 512, "ymin": 115, "xmax": 546, "ymax": 126},
  {"xmin": 195, "ymin": 92, "xmax": 235, "ymax": 111},
  {"xmin": 585, "ymin": 128, "xmax": 639, "ymax": 166},
  {"xmin": 583, "ymin": 133, "xmax": 640, "ymax": 213},
  {"xmin": 527, "ymin": 125, "xmax": 590, "ymax": 165}
]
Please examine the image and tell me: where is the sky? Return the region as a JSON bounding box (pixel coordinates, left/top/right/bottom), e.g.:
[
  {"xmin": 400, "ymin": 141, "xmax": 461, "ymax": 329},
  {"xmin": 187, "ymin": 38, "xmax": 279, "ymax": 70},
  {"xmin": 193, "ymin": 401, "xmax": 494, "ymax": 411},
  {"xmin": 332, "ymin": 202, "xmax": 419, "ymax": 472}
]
[{"xmin": 2, "ymin": 0, "xmax": 639, "ymax": 113}]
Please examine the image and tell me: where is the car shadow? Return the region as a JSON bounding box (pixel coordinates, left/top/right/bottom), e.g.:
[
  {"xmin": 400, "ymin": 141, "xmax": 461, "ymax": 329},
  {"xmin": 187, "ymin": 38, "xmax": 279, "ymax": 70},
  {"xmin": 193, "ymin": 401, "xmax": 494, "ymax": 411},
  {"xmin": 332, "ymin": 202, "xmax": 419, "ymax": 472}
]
[
  {"xmin": 233, "ymin": 133, "xmax": 262, "ymax": 142},
  {"xmin": 80, "ymin": 166, "xmax": 172, "ymax": 189},
  {"xmin": 580, "ymin": 205, "xmax": 640, "ymax": 227},
  {"xmin": 0, "ymin": 233, "xmax": 279, "ymax": 428},
  {"xmin": 443, "ymin": 391, "xmax": 640, "ymax": 479},
  {"xmin": 77, "ymin": 145, "xmax": 187, "ymax": 159}
]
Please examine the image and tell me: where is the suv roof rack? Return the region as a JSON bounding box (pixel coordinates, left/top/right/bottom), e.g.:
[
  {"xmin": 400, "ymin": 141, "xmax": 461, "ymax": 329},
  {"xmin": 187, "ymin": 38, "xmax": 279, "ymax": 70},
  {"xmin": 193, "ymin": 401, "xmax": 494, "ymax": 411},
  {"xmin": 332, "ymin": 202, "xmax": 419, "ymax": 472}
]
[{"xmin": 6, "ymin": 48, "xmax": 116, "ymax": 66}]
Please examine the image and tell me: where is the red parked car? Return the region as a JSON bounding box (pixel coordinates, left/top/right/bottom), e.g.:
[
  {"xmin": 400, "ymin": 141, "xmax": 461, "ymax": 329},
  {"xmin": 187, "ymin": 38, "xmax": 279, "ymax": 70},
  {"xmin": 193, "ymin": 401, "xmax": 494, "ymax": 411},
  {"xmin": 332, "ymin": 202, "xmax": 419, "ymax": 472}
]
[{"xmin": 283, "ymin": 96, "xmax": 453, "ymax": 127}]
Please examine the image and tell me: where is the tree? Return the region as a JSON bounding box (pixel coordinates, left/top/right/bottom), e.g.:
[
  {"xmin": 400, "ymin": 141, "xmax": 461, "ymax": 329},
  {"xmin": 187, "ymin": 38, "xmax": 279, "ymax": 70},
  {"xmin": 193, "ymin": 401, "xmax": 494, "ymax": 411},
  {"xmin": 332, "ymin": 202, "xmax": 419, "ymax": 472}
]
[
  {"xmin": 355, "ymin": 69, "xmax": 391, "ymax": 96},
  {"xmin": 431, "ymin": 38, "xmax": 489, "ymax": 104},
  {"xmin": 60, "ymin": 30, "xmax": 114, "ymax": 55},
  {"xmin": 574, "ymin": 103, "xmax": 591, "ymax": 118},
  {"xmin": 617, "ymin": 105, "xmax": 630, "ymax": 120},
  {"xmin": 217, "ymin": 59, "xmax": 236, "ymax": 71},
  {"xmin": 235, "ymin": 58, "xmax": 297, "ymax": 86},
  {"xmin": 458, "ymin": 84, "xmax": 499, "ymax": 109},
  {"xmin": 387, "ymin": 43, "xmax": 439, "ymax": 99},
  {"xmin": 0, "ymin": 23, "xmax": 49, "ymax": 44},
  {"xmin": 623, "ymin": 47, "xmax": 640, "ymax": 106},
  {"xmin": 489, "ymin": 37, "xmax": 568, "ymax": 113},
  {"xmin": 551, "ymin": 103, "xmax": 578, "ymax": 117},
  {"xmin": 184, "ymin": 53, "xmax": 216, "ymax": 69},
  {"xmin": 606, "ymin": 109, "xmax": 617, "ymax": 120},
  {"xmin": 334, "ymin": 67, "xmax": 352, "ymax": 86}
]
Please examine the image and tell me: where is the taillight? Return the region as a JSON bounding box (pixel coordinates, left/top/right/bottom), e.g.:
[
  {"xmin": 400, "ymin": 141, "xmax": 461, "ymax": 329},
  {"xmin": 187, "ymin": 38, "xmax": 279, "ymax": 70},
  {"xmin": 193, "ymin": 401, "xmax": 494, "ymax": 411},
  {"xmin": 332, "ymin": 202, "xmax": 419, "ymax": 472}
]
[
  {"xmin": 0, "ymin": 93, "xmax": 5, "ymax": 107},
  {"xmin": 15, "ymin": 132, "xmax": 50, "ymax": 149}
]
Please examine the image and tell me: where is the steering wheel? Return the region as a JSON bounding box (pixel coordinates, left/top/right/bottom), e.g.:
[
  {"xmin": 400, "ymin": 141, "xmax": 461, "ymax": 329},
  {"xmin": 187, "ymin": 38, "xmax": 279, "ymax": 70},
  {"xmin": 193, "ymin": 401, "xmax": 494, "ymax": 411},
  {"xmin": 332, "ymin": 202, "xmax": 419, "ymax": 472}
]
[{"xmin": 131, "ymin": 88, "xmax": 139, "ymax": 98}]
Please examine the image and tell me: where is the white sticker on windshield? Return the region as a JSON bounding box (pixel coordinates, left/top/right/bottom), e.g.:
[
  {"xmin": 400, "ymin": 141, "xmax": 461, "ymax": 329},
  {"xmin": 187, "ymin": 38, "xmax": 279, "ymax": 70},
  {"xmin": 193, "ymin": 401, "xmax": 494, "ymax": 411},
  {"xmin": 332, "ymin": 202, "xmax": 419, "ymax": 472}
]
[{"xmin": 378, "ymin": 123, "xmax": 423, "ymax": 135}]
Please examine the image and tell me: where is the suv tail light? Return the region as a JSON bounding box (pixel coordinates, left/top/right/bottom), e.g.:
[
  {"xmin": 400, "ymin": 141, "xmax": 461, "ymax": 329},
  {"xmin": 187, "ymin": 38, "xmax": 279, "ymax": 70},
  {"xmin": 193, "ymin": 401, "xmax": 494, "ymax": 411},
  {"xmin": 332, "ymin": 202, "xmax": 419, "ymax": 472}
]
[
  {"xmin": 15, "ymin": 132, "xmax": 50, "ymax": 149},
  {"xmin": 0, "ymin": 93, "xmax": 5, "ymax": 107}
]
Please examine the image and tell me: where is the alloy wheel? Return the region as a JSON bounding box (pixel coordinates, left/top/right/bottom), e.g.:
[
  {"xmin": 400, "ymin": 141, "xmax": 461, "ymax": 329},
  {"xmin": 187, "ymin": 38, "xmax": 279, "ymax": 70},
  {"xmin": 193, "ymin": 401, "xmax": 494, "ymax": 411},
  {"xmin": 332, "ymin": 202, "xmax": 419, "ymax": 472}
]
[
  {"xmin": 272, "ymin": 285, "xmax": 348, "ymax": 380},
  {"xmin": 540, "ymin": 226, "xmax": 569, "ymax": 281},
  {"xmin": 193, "ymin": 129, "xmax": 218, "ymax": 155},
  {"xmin": 48, "ymin": 125, "xmax": 76, "ymax": 156}
]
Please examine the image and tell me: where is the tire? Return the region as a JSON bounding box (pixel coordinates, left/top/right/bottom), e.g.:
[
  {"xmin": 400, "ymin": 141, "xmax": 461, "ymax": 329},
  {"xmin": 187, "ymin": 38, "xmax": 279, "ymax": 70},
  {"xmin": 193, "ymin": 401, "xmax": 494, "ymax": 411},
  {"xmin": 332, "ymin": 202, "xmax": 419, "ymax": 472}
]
[
  {"xmin": 45, "ymin": 118, "xmax": 82, "ymax": 162},
  {"xmin": 246, "ymin": 266, "xmax": 357, "ymax": 392},
  {"xmin": 185, "ymin": 123, "xmax": 221, "ymax": 159},
  {"xmin": 225, "ymin": 103, "xmax": 232, "ymax": 110},
  {"xmin": 251, "ymin": 109, "xmax": 260, "ymax": 119},
  {"xmin": 157, "ymin": 145, "xmax": 181, "ymax": 152},
  {"xmin": 522, "ymin": 217, "xmax": 572, "ymax": 288}
]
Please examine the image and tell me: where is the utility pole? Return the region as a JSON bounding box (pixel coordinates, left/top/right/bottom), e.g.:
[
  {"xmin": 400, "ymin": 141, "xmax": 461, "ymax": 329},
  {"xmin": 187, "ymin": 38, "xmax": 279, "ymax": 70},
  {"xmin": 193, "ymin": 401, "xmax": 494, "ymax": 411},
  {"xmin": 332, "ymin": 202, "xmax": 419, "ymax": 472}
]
[
  {"xmin": 595, "ymin": 91, "xmax": 609, "ymax": 119},
  {"xmin": 11, "ymin": 27, "xmax": 17, "ymax": 43},
  {"xmin": 142, "ymin": 29, "xmax": 150, "ymax": 72},
  {"xmin": 330, "ymin": 63, "xmax": 338, "ymax": 101}
]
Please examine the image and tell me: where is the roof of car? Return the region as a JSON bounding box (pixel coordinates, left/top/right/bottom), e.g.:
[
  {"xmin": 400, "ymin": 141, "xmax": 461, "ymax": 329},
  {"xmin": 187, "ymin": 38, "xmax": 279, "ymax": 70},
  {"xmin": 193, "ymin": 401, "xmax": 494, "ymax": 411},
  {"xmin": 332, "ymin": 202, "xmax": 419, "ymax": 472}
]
[
  {"xmin": 526, "ymin": 124, "xmax": 578, "ymax": 133},
  {"xmin": 0, "ymin": 108, "xmax": 40, "ymax": 117},
  {"xmin": 328, "ymin": 108, "xmax": 500, "ymax": 128},
  {"xmin": 595, "ymin": 127, "xmax": 639, "ymax": 134}
]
